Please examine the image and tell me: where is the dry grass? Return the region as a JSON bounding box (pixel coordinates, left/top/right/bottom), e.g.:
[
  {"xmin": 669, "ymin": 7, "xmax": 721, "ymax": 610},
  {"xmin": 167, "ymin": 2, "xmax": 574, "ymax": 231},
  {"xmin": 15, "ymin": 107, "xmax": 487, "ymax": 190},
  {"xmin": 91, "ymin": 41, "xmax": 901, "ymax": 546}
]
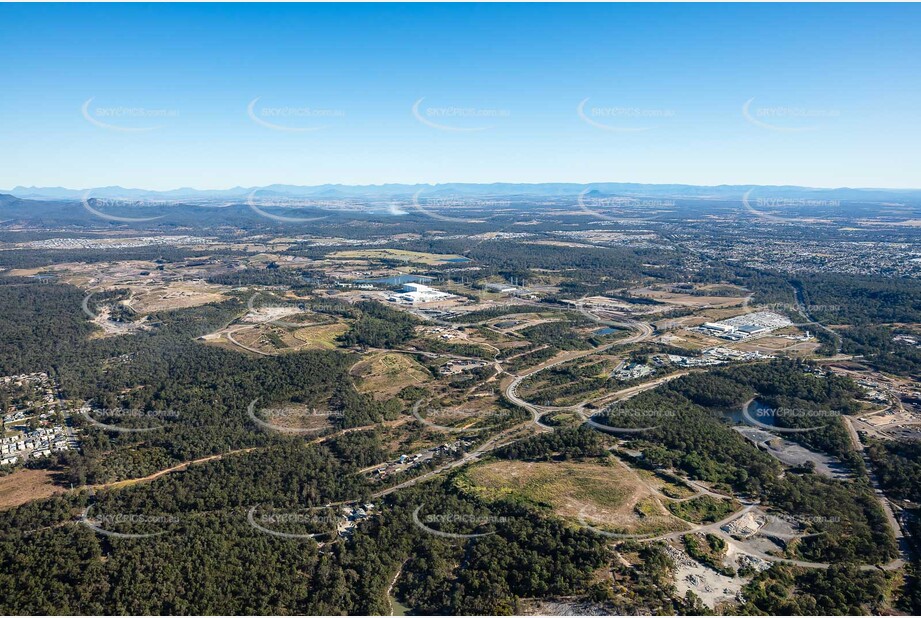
[
  {"xmin": 127, "ymin": 282, "xmax": 227, "ymax": 313},
  {"xmin": 291, "ymin": 322, "xmax": 350, "ymax": 349},
  {"xmin": 460, "ymin": 460, "xmax": 687, "ymax": 535},
  {"xmin": 350, "ymin": 353, "xmax": 432, "ymax": 399},
  {"xmin": 630, "ymin": 286, "xmax": 747, "ymax": 309},
  {"xmin": 261, "ymin": 403, "xmax": 338, "ymax": 432},
  {"xmin": 327, "ymin": 249, "xmax": 467, "ymax": 265},
  {"xmin": 0, "ymin": 468, "xmax": 65, "ymax": 510}
]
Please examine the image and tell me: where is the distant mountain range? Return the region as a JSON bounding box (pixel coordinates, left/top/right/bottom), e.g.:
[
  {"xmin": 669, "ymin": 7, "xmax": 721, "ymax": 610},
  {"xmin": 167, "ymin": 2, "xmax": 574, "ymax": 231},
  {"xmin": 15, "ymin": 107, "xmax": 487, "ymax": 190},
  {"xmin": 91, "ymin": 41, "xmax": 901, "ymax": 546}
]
[{"xmin": 4, "ymin": 183, "xmax": 921, "ymax": 202}]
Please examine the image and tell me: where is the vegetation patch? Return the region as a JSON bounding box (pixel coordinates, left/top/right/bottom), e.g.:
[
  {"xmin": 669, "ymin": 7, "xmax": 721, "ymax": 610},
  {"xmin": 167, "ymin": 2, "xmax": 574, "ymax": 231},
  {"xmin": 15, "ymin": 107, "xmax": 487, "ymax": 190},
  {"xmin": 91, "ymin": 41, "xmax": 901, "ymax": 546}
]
[
  {"xmin": 667, "ymin": 495, "xmax": 739, "ymax": 524},
  {"xmin": 682, "ymin": 532, "xmax": 734, "ymax": 576}
]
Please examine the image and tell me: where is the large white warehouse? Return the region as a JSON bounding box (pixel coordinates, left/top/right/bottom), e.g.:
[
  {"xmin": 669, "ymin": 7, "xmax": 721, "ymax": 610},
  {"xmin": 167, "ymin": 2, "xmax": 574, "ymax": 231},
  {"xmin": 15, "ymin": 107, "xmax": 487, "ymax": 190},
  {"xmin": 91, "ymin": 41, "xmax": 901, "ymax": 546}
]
[{"xmin": 385, "ymin": 283, "xmax": 455, "ymax": 304}]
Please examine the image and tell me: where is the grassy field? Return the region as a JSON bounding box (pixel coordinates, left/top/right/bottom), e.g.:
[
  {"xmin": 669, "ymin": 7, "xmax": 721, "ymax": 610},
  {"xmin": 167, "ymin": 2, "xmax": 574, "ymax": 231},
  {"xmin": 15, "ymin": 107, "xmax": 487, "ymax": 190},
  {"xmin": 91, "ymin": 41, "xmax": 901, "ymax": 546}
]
[
  {"xmin": 127, "ymin": 282, "xmax": 227, "ymax": 313},
  {"xmin": 667, "ymin": 495, "xmax": 739, "ymax": 524},
  {"xmin": 327, "ymin": 249, "xmax": 468, "ymax": 265},
  {"xmin": 635, "ymin": 468, "xmax": 697, "ymax": 499},
  {"xmin": 350, "ymin": 352, "xmax": 432, "ymax": 399},
  {"xmin": 458, "ymin": 459, "xmax": 688, "ymax": 536},
  {"xmin": 291, "ymin": 322, "xmax": 350, "ymax": 349},
  {"xmin": 629, "ymin": 285, "xmax": 748, "ymax": 308},
  {"xmin": 261, "ymin": 403, "xmax": 338, "ymax": 432},
  {"xmin": 0, "ymin": 468, "xmax": 65, "ymax": 510}
]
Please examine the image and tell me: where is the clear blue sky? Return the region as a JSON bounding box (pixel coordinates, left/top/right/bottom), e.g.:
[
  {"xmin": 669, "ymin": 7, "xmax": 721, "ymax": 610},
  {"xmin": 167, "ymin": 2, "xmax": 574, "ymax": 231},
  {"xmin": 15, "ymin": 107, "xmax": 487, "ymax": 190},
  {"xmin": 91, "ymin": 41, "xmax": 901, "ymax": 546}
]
[{"xmin": 1, "ymin": 3, "xmax": 920, "ymax": 190}]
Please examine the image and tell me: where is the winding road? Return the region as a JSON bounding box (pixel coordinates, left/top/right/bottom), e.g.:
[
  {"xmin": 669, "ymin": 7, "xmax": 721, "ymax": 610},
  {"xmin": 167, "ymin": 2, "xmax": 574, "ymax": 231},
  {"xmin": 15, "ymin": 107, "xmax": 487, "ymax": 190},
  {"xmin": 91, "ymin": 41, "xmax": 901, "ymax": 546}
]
[{"xmin": 502, "ymin": 315, "xmax": 655, "ymax": 427}]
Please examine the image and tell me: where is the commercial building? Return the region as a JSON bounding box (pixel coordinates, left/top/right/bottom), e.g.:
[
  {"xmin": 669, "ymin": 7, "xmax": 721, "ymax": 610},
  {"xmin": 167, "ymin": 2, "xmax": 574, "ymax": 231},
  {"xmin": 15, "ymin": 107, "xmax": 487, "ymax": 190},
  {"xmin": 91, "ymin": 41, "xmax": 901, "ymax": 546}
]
[{"xmin": 385, "ymin": 283, "xmax": 455, "ymax": 305}]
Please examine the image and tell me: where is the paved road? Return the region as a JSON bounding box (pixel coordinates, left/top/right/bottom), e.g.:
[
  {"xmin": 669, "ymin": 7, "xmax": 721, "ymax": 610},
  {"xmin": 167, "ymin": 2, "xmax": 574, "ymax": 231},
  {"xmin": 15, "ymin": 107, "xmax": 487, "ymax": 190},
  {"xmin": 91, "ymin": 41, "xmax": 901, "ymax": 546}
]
[
  {"xmin": 371, "ymin": 426, "xmax": 529, "ymax": 498},
  {"xmin": 791, "ymin": 282, "xmax": 841, "ymax": 354},
  {"xmin": 225, "ymin": 328, "xmax": 273, "ymax": 356},
  {"xmin": 579, "ymin": 371, "xmax": 689, "ymax": 412},
  {"xmin": 154, "ymin": 300, "xmax": 910, "ymax": 574},
  {"xmin": 842, "ymin": 415, "xmax": 910, "ymax": 561},
  {"xmin": 503, "ymin": 317, "xmax": 655, "ymax": 424}
]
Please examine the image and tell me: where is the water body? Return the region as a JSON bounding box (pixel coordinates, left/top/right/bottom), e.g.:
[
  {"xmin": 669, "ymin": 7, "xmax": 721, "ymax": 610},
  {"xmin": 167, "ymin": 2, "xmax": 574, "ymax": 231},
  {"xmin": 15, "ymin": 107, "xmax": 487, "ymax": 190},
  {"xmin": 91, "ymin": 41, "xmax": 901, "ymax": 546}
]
[
  {"xmin": 443, "ymin": 257, "xmax": 471, "ymax": 263},
  {"xmin": 595, "ymin": 327, "xmax": 618, "ymax": 335},
  {"xmin": 725, "ymin": 398, "xmax": 779, "ymax": 427}
]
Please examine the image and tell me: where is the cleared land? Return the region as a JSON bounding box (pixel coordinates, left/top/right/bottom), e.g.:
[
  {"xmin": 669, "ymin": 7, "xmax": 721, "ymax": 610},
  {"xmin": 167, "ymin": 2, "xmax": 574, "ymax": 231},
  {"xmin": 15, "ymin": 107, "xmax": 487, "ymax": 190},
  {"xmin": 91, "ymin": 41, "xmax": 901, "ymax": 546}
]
[
  {"xmin": 629, "ymin": 286, "xmax": 748, "ymax": 308},
  {"xmin": 292, "ymin": 322, "xmax": 350, "ymax": 349},
  {"xmin": 459, "ymin": 459, "xmax": 687, "ymax": 536},
  {"xmin": 261, "ymin": 403, "xmax": 339, "ymax": 432},
  {"xmin": 327, "ymin": 249, "xmax": 468, "ymax": 265},
  {"xmin": 350, "ymin": 353, "xmax": 433, "ymax": 399},
  {"xmin": 125, "ymin": 281, "xmax": 226, "ymax": 313},
  {"xmin": 0, "ymin": 468, "xmax": 65, "ymax": 510}
]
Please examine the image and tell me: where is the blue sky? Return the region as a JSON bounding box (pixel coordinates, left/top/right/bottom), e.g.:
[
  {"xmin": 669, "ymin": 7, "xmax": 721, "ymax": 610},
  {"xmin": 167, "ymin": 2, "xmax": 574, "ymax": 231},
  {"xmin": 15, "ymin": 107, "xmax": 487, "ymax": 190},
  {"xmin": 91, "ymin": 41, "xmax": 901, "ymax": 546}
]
[{"xmin": 1, "ymin": 3, "xmax": 920, "ymax": 190}]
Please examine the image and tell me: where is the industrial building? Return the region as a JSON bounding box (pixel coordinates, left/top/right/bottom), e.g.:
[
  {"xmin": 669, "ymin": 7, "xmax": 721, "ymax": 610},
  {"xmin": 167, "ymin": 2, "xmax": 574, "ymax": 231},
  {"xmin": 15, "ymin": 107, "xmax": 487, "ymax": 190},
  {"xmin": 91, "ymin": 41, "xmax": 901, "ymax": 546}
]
[
  {"xmin": 701, "ymin": 322, "xmax": 735, "ymax": 334},
  {"xmin": 696, "ymin": 311, "xmax": 792, "ymax": 340},
  {"xmin": 384, "ymin": 282, "xmax": 455, "ymax": 305}
]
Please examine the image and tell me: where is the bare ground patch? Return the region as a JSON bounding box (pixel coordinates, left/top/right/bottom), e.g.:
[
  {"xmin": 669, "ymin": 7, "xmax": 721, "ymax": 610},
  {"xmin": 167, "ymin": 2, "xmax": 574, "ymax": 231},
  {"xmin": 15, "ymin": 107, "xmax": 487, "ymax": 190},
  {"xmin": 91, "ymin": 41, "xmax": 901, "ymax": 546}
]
[
  {"xmin": 351, "ymin": 353, "xmax": 432, "ymax": 399},
  {"xmin": 0, "ymin": 468, "xmax": 65, "ymax": 510},
  {"xmin": 460, "ymin": 460, "xmax": 687, "ymax": 536}
]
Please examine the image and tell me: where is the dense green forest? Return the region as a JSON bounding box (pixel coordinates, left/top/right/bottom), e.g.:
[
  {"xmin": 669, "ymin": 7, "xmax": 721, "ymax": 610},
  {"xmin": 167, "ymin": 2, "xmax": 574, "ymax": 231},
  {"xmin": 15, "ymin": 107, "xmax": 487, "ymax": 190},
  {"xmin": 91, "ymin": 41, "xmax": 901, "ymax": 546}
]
[
  {"xmin": 0, "ymin": 280, "xmax": 407, "ymax": 483},
  {"xmin": 840, "ymin": 325, "xmax": 921, "ymax": 378},
  {"xmin": 739, "ymin": 564, "xmax": 888, "ymax": 615},
  {"xmin": 339, "ymin": 300, "xmax": 420, "ymax": 348},
  {"xmin": 662, "ymin": 360, "xmax": 864, "ymax": 469},
  {"xmin": 795, "ymin": 273, "xmax": 921, "ymax": 325},
  {"xmin": 0, "ymin": 438, "xmax": 611, "ymax": 615},
  {"xmin": 866, "ymin": 439, "xmax": 921, "ymax": 503}
]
